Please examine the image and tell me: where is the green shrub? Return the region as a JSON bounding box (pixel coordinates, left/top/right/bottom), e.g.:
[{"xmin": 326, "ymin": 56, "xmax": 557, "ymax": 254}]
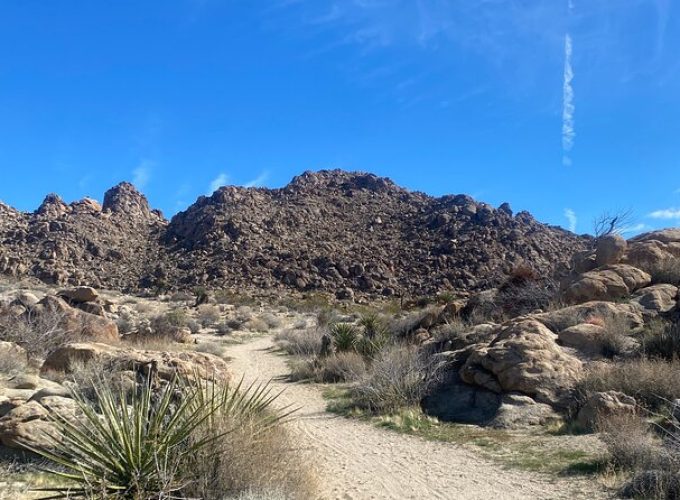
[
  {"xmin": 330, "ymin": 323, "xmax": 359, "ymax": 352},
  {"xmin": 358, "ymin": 313, "xmax": 387, "ymax": 339}
]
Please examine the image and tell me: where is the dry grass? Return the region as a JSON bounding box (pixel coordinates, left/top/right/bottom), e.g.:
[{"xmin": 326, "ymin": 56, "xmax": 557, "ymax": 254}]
[
  {"xmin": 578, "ymin": 358, "xmax": 680, "ymax": 410},
  {"xmin": 182, "ymin": 413, "xmax": 317, "ymax": 500},
  {"xmin": 351, "ymin": 345, "xmax": 439, "ymax": 413},
  {"xmin": 649, "ymin": 257, "xmax": 680, "ymax": 286},
  {"xmin": 196, "ymin": 304, "xmax": 222, "ymax": 327},
  {"xmin": 0, "ymin": 345, "xmax": 27, "ymax": 376},
  {"xmin": 599, "ymin": 313, "xmax": 635, "ymax": 358},
  {"xmin": 288, "ymin": 352, "xmax": 366, "ymax": 383},
  {"xmin": 641, "ymin": 319, "xmax": 680, "ymax": 361},
  {"xmin": 275, "ymin": 328, "xmax": 324, "ymax": 356}
]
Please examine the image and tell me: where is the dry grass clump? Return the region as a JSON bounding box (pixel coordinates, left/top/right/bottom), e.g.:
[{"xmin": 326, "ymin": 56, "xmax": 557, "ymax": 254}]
[
  {"xmin": 196, "ymin": 304, "xmax": 222, "ymax": 327},
  {"xmin": 260, "ymin": 313, "xmax": 282, "ymax": 330},
  {"xmin": 244, "ymin": 317, "xmax": 270, "ymax": 333},
  {"xmin": 649, "ymin": 257, "xmax": 680, "ymax": 286},
  {"xmin": 641, "ymin": 319, "xmax": 680, "ymax": 361},
  {"xmin": 578, "ymin": 358, "xmax": 680, "ymax": 410},
  {"xmin": 598, "ymin": 413, "xmax": 680, "ymax": 499},
  {"xmin": 275, "ymin": 328, "xmax": 324, "ymax": 356},
  {"xmin": 184, "ymin": 412, "xmax": 316, "ymax": 500},
  {"xmin": 289, "ymin": 352, "xmax": 367, "ymax": 384},
  {"xmin": 194, "ymin": 341, "xmax": 228, "ymax": 358},
  {"xmin": 351, "ymin": 345, "xmax": 439, "ymax": 413},
  {"xmin": 598, "ymin": 313, "xmax": 636, "ymax": 358}
]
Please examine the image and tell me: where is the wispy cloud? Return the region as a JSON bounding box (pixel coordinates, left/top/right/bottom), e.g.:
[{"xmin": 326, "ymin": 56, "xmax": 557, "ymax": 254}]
[
  {"xmin": 649, "ymin": 208, "xmax": 680, "ymax": 219},
  {"xmin": 132, "ymin": 159, "xmax": 154, "ymax": 188},
  {"xmin": 244, "ymin": 171, "xmax": 269, "ymax": 188},
  {"xmin": 564, "ymin": 208, "xmax": 577, "ymax": 232},
  {"xmin": 562, "ymin": 32, "xmax": 575, "ymax": 166},
  {"xmin": 208, "ymin": 173, "xmax": 229, "ymax": 194}
]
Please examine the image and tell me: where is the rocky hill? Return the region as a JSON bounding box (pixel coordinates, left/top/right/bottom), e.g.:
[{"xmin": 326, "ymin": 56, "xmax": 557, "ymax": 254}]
[{"xmin": 0, "ymin": 170, "xmax": 587, "ymax": 298}]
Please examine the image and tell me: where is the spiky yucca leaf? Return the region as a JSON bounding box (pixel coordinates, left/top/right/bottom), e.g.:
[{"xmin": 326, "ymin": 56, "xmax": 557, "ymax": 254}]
[
  {"xmin": 27, "ymin": 373, "xmax": 294, "ymax": 499},
  {"xmin": 25, "ymin": 375, "xmax": 224, "ymax": 498},
  {"xmin": 330, "ymin": 323, "xmax": 359, "ymax": 352}
]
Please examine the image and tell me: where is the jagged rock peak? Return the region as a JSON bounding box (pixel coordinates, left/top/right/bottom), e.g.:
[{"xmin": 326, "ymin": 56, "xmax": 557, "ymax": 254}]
[
  {"xmin": 286, "ymin": 169, "xmax": 402, "ymax": 194},
  {"xmin": 36, "ymin": 193, "xmax": 69, "ymax": 217},
  {"xmin": 102, "ymin": 182, "xmax": 164, "ymax": 221}
]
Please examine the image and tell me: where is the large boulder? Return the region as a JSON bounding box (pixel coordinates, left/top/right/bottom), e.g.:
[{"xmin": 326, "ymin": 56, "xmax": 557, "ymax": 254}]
[
  {"xmin": 596, "ymin": 234, "xmax": 627, "ymax": 267},
  {"xmin": 488, "ymin": 393, "xmax": 561, "ymax": 429},
  {"xmin": 625, "ymin": 230, "xmax": 680, "ymax": 273},
  {"xmin": 630, "ymin": 284, "xmax": 678, "ymax": 316},
  {"xmin": 41, "ymin": 342, "xmax": 230, "ymax": 383},
  {"xmin": 558, "ymin": 323, "xmax": 607, "ymax": 356},
  {"xmin": 575, "ymin": 391, "xmax": 637, "ymax": 432},
  {"xmin": 562, "ymin": 265, "xmax": 651, "ymax": 304},
  {"xmin": 58, "ymin": 286, "xmax": 99, "ymax": 304},
  {"xmin": 34, "ymin": 296, "xmax": 119, "ymax": 343},
  {"xmin": 533, "ymin": 301, "xmax": 645, "ymax": 333},
  {"xmin": 459, "ymin": 319, "xmax": 583, "ymax": 408}
]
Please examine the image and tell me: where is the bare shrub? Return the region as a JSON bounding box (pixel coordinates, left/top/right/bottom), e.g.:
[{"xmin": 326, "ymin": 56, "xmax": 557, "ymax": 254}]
[
  {"xmin": 649, "ymin": 257, "xmax": 680, "ymax": 286},
  {"xmin": 244, "ymin": 318, "xmax": 269, "ymax": 332},
  {"xmin": 352, "ymin": 345, "xmax": 439, "ymax": 413},
  {"xmin": 196, "ymin": 304, "xmax": 222, "ymax": 327},
  {"xmin": 578, "ymin": 359, "xmax": 680, "ymax": 410},
  {"xmin": 275, "ymin": 328, "xmax": 324, "ymax": 356},
  {"xmin": 288, "ymin": 358, "xmax": 319, "ymax": 382},
  {"xmin": 0, "ymin": 306, "xmax": 72, "ymax": 359},
  {"xmin": 598, "ymin": 413, "xmax": 666, "ymax": 471},
  {"xmin": 260, "ymin": 313, "xmax": 282, "ymax": 330}
]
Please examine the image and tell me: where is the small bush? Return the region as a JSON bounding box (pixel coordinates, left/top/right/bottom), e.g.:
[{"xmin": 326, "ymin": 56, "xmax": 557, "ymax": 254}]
[
  {"xmin": 599, "ymin": 313, "xmax": 635, "ymax": 358},
  {"xmin": 260, "ymin": 313, "xmax": 282, "ymax": 330},
  {"xmin": 578, "ymin": 359, "xmax": 680, "ymax": 410},
  {"xmin": 649, "ymin": 257, "xmax": 680, "ymax": 286},
  {"xmin": 358, "ymin": 313, "xmax": 387, "ymax": 339},
  {"xmin": 319, "ymin": 352, "xmax": 367, "ymax": 383},
  {"xmin": 352, "ymin": 345, "xmax": 438, "ymax": 413},
  {"xmin": 244, "ymin": 318, "xmax": 270, "ymax": 332},
  {"xmin": 275, "ymin": 328, "xmax": 323, "ymax": 356},
  {"xmin": 196, "ymin": 304, "xmax": 221, "ymax": 327},
  {"xmin": 330, "ymin": 323, "xmax": 359, "ymax": 352},
  {"xmin": 598, "ymin": 413, "xmax": 666, "ymax": 471},
  {"xmin": 0, "ymin": 305, "xmax": 73, "ymax": 359},
  {"xmin": 0, "ymin": 345, "xmax": 26, "ymax": 375},
  {"xmin": 642, "ymin": 319, "xmax": 680, "ymax": 361},
  {"xmin": 194, "ymin": 341, "xmax": 227, "ymax": 358}
]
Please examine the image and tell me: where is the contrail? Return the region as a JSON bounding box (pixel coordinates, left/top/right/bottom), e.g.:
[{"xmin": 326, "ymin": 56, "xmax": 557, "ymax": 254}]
[{"xmin": 562, "ymin": 32, "xmax": 575, "ymax": 166}]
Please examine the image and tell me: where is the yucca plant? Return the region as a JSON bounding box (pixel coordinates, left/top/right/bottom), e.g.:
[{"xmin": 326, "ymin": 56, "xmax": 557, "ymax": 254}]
[
  {"xmin": 25, "ymin": 374, "xmax": 225, "ymax": 499},
  {"xmin": 26, "ymin": 373, "xmax": 292, "ymax": 499},
  {"xmin": 358, "ymin": 313, "xmax": 387, "ymax": 340},
  {"xmin": 330, "ymin": 323, "xmax": 359, "ymax": 352}
]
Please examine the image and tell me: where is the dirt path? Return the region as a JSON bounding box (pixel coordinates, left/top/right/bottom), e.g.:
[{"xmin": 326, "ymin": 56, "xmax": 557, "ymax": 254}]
[{"xmin": 225, "ymin": 336, "xmax": 610, "ymax": 500}]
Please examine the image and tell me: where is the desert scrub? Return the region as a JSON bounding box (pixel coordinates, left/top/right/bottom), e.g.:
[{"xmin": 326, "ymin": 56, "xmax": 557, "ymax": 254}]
[
  {"xmin": 577, "ymin": 358, "xmax": 680, "ymax": 411},
  {"xmin": 649, "ymin": 257, "xmax": 680, "ymax": 286},
  {"xmin": 196, "ymin": 304, "xmax": 222, "ymax": 327},
  {"xmin": 288, "ymin": 352, "xmax": 367, "ymax": 383},
  {"xmin": 641, "ymin": 319, "xmax": 680, "ymax": 361},
  {"xmin": 275, "ymin": 327, "xmax": 323, "ymax": 356},
  {"xmin": 0, "ymin": 305, "xmax": 73, "ymax": 359},
  {"xmin": 351, "ymin": 345, "xmax": 439, "ymax": 413}
]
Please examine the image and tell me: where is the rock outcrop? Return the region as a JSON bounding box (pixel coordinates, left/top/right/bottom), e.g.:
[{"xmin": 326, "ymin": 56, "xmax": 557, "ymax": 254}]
[{"xmin": 0, "ymin": 170, "xmax": 587, "ymax": 298}]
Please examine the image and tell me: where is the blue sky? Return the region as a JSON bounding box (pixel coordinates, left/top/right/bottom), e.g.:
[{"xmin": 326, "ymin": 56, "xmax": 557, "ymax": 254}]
[{"xmin": 1, "ymin": 0, "xmax": 679, "ymax": 235}]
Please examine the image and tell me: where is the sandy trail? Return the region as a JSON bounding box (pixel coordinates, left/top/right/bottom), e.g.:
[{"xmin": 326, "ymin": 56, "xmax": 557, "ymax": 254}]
[{"xmin": 225, "ymin": 336, "xmax": 609, "ymax": 500}]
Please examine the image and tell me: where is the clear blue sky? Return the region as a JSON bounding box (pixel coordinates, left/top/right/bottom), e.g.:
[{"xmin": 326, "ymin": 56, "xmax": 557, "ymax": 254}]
[{"xmin": 1, "ymin": 0, "xmax": 679, "ymax": 235}]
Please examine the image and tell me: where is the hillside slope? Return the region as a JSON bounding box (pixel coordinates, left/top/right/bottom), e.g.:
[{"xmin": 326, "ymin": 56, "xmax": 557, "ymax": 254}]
[{"xmin": 0, "ymin": 170, "xmax": 586, "ymax": 297}]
